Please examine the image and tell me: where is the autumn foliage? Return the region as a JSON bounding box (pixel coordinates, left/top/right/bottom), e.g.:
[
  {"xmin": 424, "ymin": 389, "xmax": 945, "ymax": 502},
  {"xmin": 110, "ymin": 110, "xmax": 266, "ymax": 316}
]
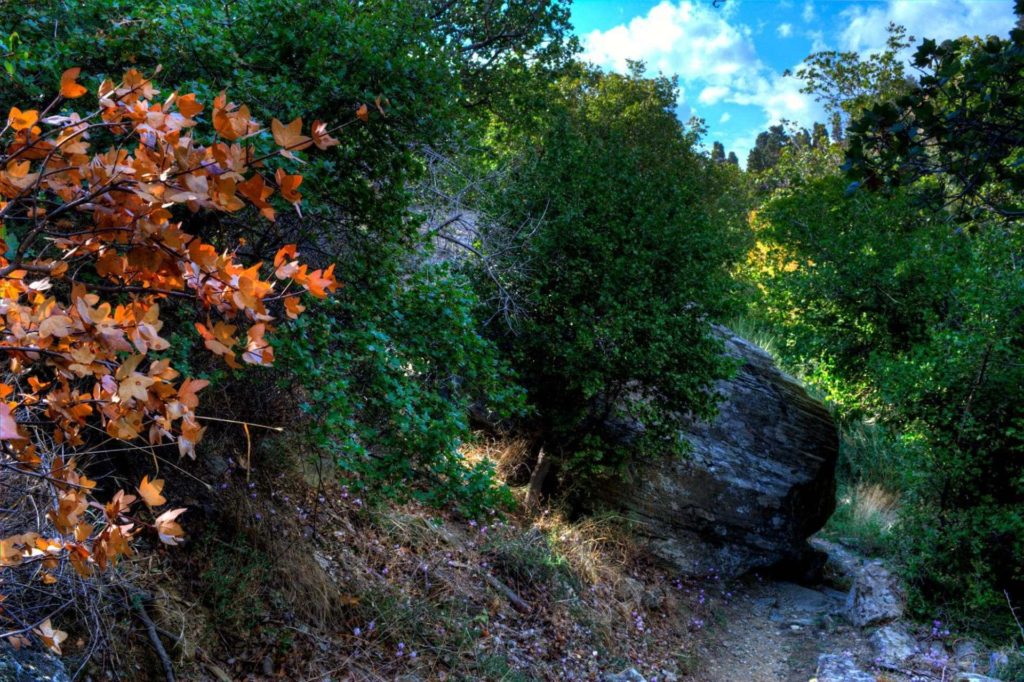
[{"xmin": 0, "ymin": 66, "xmax": 345, "ymax": 651}]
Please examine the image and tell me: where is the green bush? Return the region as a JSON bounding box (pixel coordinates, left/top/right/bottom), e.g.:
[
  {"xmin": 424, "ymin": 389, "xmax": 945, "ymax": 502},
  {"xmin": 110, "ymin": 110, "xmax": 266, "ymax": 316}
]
[
  {"xmin": 275, "ymin": 265, "xmax": 524, "ymax": 515},
  {"xmin": 484, "ymin": 64, "xmax": 748, "ymax": 485},
  {"xmin": 745, "ymin": 111, "xmax": 1024, "ymax": 636},
  {"xmin": 0, "ymin": 0, "xmax": 572, "ymax": 514}
]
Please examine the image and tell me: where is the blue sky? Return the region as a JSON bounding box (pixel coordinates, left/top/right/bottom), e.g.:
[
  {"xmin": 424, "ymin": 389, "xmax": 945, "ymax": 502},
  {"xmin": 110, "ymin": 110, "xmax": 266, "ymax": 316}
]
[{"xmin": 572, "ymin": 0, "xmax": 1016, "ymax": 162}]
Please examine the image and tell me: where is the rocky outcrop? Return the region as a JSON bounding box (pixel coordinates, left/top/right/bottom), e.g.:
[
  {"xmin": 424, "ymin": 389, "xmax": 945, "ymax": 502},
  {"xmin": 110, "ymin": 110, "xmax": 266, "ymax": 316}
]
[{"xmin": 599, "ymin": 328, "xmax": 839, "ymax": 578}]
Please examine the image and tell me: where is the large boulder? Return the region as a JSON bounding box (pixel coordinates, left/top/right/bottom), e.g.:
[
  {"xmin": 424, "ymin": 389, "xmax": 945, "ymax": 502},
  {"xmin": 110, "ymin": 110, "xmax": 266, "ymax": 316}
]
[{"xmin": 599, "ymin": 328, "xmax": 838, "ymax": 578}]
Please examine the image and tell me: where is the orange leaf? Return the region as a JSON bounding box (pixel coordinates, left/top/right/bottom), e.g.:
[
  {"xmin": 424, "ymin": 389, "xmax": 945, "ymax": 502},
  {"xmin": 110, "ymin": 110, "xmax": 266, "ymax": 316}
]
[
  {"xmin": 356, "ymin": 104, "xmax": 369, "ymax": 123},
  {"xmin": 311, "ymin": 120, "xmax": 339, "ymax": 150},
  {"xmin": 176, "ymin": 93, "xmax": 203, "ymax": 119},
  {"xmin": 7, "ymin": 107, "xmax": 38, "ymax": 132},
  {"xmin": 60, "ymin": 68, "xmax": 88, "ymax": 99},
  {"xmin": 271, "ymin": 117, "xmax": 312, "ymax": 151},
  {"xmin": 284, "ymin": 295, "xmax": 306, "ymax": 319},
  {"xmin": 273, "ymin": 244, "xmax": 298, "ymax": 269},
  {"xmin": 34, "ymin": 619, "xmax": 68, "ymax": 655},
  {"xmin": 117, "ymin": 373, "xmax": 154, "ymax": 404},
  {"xmin": 38, "ymin": 314, "xmax": 74, "ymax": 339},
  {"xmin": 0, "ymin": 404, "xmax": 23, "ymax": 441},
  {"xmin": 275, "ymin": 168, "xmax": 302, "ymax": 204},
  {"xmin": 242, "ymin": 323, "xmax": 274, "ymax": 365},
  {"xmin": 177, "ymin": 378, "xmax": 208, "ymax": 410},
  {"xmin": 237, "ymin": 174, "xmax": 275, "ymax": 221},
  {"xmin": 300, "ymin": 263, "xmax": 339, "ymax": 298},
  {"xmin": 137, "ymin": 475, "xmax": 166, "ymax": 507},
  {"xmin": 155, "ymin": 508, "xmax": 187, "ymax": 546}
]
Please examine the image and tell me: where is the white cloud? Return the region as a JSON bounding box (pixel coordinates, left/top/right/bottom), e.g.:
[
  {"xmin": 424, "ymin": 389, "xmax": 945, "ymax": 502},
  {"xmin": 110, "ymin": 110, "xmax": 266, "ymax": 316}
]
[
  {"xmin": 806, "ymin": 29, "xmax": 827, "ymax": 53},
  {"xmin": 728, "ymin": 71, "xmax": 825, "ymax": 127},
  {"xmin": 698, "ymin": 85, "xmax": 730, "ymax": 104},
  {"xmin": 581, "ymin": 1, "xmax": 760, "ymax": 85},
  {"xmin": 581, "ymin": 0, "xmax": 824, "ymax": 163},
  {"xmin": 839, "ymin": 0, "xmax": 1015, "ymax": 54},
  {"xmin": 578, "ymin": 0, "xmax": 1018, "ymax": 168}
]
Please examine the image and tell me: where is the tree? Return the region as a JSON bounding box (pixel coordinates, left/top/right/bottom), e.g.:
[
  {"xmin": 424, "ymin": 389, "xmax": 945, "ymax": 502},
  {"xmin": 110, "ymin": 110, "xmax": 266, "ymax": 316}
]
[
  {"xmin": 795, "ymin": 22, "xmax": 914, "ymax": 125},
  {"xmin": 485, "ymin": 65, "xmax": 746, "ymax": 494},
  {"xmin": 0, "ymin": 66, "xmax": 340, "ymax": 651},
  {"xmin": 749, "ymin": 19, "xmax": 1024, "ymax": 633},
  {"xmin": 746, "ymin": 124, "xmax": 789, "ymax": 172},
  {"xmin": 811, "ymin": 122, "xmax": 829, "ymax": 148},
  {"xmin": 429, "ymin": 0, "xmax": 577, "ymax": 111},
  {"xmin": 845, "ymin": 26, "xmax": 1024, "ymax": 220},
  {"xmin": 727, "ymin": 151, "xmax": 739, "ymax": 166},
  {"xmin": 711, "ymin": 140, "xmax": 726, "ymax": 163},
  {"xmin": 0, "ymin": 0, "xmax": 574, "ymax": 515}
]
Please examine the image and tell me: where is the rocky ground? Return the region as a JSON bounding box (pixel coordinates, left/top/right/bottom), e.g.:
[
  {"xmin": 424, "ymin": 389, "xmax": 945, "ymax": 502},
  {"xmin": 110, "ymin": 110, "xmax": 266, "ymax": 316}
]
[{"xmin": 648, "ymin": 537, "xmax": 1011, "ymax": 682}]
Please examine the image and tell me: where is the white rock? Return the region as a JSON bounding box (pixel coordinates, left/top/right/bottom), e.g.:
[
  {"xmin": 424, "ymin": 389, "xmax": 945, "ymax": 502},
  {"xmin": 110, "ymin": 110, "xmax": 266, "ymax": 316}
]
[
  {"xmin": 845, "ymin": 560, "xmax": 903, "ymax": 627},
  {"xmin": 816, "ymin": 653, "xmax": 876, "ymax": 682},
  {"xmin": 954, "ymin": 640, "xmax": 980, "ymax": 671},
  {"xmin": 870, "ymin": 624, "xmax": 918, "ymax": 665},
  {"xmin": 604, "ymin": 669, "xmax": 646, "ymax": 682}
]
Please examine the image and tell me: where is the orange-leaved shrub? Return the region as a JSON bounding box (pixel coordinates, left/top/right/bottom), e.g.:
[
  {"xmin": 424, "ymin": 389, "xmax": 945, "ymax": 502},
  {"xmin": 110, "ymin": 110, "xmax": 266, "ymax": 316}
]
[{"xmin": 0, "ymin": 66, "xmax": 347, "ymax": 652}]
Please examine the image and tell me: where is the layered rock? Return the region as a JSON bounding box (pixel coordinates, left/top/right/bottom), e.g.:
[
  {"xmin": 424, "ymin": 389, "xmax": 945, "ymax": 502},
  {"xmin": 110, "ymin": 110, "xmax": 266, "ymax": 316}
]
[{"xmin": 599, "ymin": 328, "xmax": 839, "ymax": 578}]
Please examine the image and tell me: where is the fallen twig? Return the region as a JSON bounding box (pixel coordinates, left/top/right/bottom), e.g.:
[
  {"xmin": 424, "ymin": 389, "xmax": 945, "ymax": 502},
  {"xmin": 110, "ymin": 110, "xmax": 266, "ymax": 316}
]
[
  {"xmin": 448, "ymin": 560, "xmax": 532, "ymax": 614},
  {"xmin": 130, "ymin": 594, "xmax": 175, "ymax": 682}
]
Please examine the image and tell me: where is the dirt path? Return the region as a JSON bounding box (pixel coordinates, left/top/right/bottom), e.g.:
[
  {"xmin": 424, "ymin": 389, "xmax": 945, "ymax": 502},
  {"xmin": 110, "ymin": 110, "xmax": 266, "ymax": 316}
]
[
  {"xmin": 682, "ymin": 575, "xmax": 873, "ymax": 682},
  {"xmin": 673, "ymin": 540, "xmax": 996, "ymax": 682}
]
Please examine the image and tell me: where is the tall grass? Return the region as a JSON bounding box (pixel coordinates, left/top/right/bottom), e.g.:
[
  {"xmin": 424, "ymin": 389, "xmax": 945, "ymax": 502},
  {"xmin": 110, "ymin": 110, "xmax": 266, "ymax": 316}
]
[{"xmin": 724, "ymin": 315, "xmax": 780, "ymax": 359}]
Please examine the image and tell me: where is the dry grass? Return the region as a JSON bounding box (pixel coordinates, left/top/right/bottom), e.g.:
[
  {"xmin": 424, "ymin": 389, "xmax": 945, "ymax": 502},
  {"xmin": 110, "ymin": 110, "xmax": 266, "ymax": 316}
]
[
  {"xmin": 531, "ymin": 510, "xmax": 648, "ymax": 639},
  {"xmin": 534, "ymin": 512, "xmax": 639, "ymax": 587},
  {"xmin": 848, "ymin": 483, "xmax": 900, "ymax": 531},
  {"xmin": 126, "ymin": 428, "xmax": 707, "ymax": 680},
  {"xmin": 460, "ymin": 435, "xmax": 534, "ymax": 484}
]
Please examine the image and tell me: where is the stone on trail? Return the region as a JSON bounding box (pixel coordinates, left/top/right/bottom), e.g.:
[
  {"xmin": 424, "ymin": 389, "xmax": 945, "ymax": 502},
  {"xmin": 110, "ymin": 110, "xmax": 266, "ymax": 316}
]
[
  {"xmin": 870, "ymin": 624, "xmax": 918, "ymax": 666},
  {"xmin": 598, "ymin": 327, "xmax": 839, "ymax": 578},
  {"xmin": 603, "ymin": 668, "xmax": 647, "ymax": 682},
  {"xmin": 845, "ymin": 559, "xmax": 904, "ymax": 627},
  {"xmin": 815, "ymin": 652, "xmax": 876, "ymax": 682}
]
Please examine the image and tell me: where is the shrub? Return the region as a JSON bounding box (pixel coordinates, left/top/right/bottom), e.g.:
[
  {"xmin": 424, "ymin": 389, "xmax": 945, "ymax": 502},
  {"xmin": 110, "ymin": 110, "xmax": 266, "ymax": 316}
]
[
  {"xmin": 484, "ymin": 64, "xmax": 748, "ymax": 486},
  {"xmin": 745, "ymin": 86, "xmax": 1024, "ymax": 634},
  {"xmin": 275, "ymin": 265, "xmax": 525, "ymax": 516},
  {"xmin": 0, "ymin": 66, "xmax": 340, "ymax": 652}
]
